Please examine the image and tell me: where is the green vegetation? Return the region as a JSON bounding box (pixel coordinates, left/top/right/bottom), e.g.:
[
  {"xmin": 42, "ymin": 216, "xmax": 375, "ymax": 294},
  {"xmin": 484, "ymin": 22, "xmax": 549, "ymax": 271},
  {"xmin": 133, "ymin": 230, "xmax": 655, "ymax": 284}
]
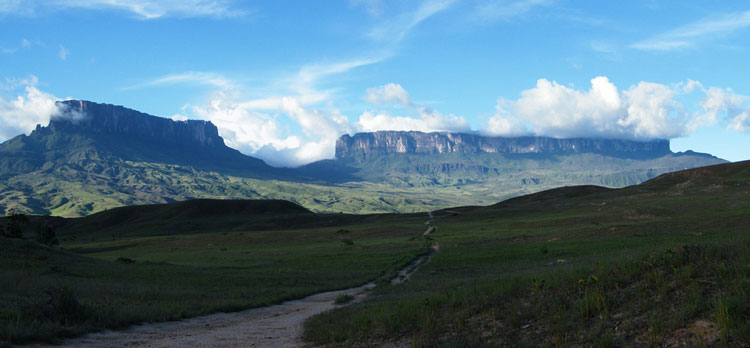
[
  {"xmin": 0, "ymin": 118, "xmax": 724, "ymax": 217},
  {"xmin": 0, "ymin": 204, "xmax": 427, "ymax": 345},
  {"xmin": 2, "ymin": 161, "xmax": 748, "ymax": 347},
  {"xmin": 304, "ymin": 161, "xmax": 750, "ymax": 347}
]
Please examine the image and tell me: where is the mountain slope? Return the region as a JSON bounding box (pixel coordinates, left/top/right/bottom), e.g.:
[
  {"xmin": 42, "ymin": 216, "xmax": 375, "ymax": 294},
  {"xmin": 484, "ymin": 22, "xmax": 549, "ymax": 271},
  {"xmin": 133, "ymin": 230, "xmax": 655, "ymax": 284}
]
[
  {"xmin": 0, "ymin": 101, "xmax": 729, "ymax": 217},
  {"xmin": 306, "ymin": 160, "xmax": 750, "ymax": 347},
  {"xmin": 0, "ymin": 100, "xmax": 275, "ymax": 179},
  {"xmin": 307, "ymin": 131, "xmax": 726, "ymax": 189}
]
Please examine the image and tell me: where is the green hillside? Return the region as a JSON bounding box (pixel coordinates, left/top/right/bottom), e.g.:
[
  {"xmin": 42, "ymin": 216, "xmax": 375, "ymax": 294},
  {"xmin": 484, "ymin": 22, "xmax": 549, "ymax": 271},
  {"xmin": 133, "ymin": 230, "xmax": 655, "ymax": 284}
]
[
  {"xmin": 303, "ymin": 161, "xmax": 750, "ymax": 347},
  {"xmin": 1, "ymin": 161, "xmax": 749, "ymax": 347}
]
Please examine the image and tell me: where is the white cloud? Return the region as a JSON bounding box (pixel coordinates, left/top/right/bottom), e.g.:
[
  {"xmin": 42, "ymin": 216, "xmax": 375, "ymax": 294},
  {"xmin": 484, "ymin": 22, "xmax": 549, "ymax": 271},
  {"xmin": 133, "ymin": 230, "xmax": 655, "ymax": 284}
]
[
  {"xmin": 169, "ymin": 114, "xmax": 188, "ymax": 121},
  {"xmin": 589, "ymin": 41, "xmax": 620, "ymax": 61},
  {"xmin": 483, "ymin": 98, "xmax": 528, "ymax": 136},
  {"xmin": 356, "ymin": 109, "xmax": 469, "ymax": 133},
  {"xmin": 350, "ymin": 0, "xmax": 385, "ymax": 17},
  {"xmin": 487, "ymin": 76, "xmax": 750, "ymax": 139},
  {"xmin": 368, "ymin": 0, "xmax": 457, "ymax": 43},
  {"xmin": 192, "ymin": 93, "xmax": 352, "ymax": 167},
  {"xmin": 364, "ymin": 83, "xmax": 412, "ymax": 106},
  {"xmin": 58, "ymin": 45, "xmax": 69, "ymax": 61},
  {"xmin": 631, "ymin": 11, "xmax": 750, "ymax": 51},
  {"xmin": 486, "ymin": 76, "xmax": 685, "ymax": 139},
  {"xmin": 124, "ymin": 71, "xmax": 237, "ymax": 91},
  {"xmin": 0, "ymin": 0, "xmax": 245, "ymax": 19},
  {"xmin": 475, "ymin": 0, "xmax": 553, "ymax": 21},
  {"xmin": 292, "ymin": 57, "xmax": 384, "ymax": 95},
  {"xmin": 0, "ymin": 78, "xmax": 61, "ymax": 140},
  {"xmin": 358, "ymin": 82, "xmax": 469, "ymax": 133},
  {"xmin": 728, "ymin": 111, "xmax": 750, "ymax": 132}
]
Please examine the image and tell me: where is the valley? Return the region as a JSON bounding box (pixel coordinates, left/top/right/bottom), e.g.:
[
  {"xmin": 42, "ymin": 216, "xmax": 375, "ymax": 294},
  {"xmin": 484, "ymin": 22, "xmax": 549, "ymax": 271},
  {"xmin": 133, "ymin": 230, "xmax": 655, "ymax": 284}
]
[
  {"xmin": 2, "ymin": 161, "xmax": 749, "ymax": 347},
  {"xmin": 0, "ymin": 101, "xmax": 725, "ymax": 217}
]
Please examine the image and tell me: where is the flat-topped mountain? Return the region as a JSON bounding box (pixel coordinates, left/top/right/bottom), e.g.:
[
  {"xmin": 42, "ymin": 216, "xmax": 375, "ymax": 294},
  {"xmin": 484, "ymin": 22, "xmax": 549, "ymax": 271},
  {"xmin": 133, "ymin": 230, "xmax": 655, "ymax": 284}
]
[
  {"xmin": 0, "ymin": 100, "xmax": 730, "ymax": 217},
  {"xmin": 50, "ymin": 100, "xmax": 226, "ymax": 150},
  {"xmin": 1, "ymin": 100, "xmax": 274, "ymax": 177},
  {"xmin": 336, "ymin": 131, "xmax": 671, "ymax": 160}
]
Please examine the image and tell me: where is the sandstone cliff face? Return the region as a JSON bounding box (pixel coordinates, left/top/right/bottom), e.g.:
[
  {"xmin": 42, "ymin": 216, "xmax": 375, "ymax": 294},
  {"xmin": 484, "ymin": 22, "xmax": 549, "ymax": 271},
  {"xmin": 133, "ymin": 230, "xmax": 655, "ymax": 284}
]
[
  {"xmin": 19, "ymin": 100, "xmax": 274, "ymax": 174},
  {"xmin": 48, "ymin": 100, "xmax": 225, "ymax": 150},
  {"xmin": 336, "ymin": 131, "xmax": 672, "ymax": 159}
]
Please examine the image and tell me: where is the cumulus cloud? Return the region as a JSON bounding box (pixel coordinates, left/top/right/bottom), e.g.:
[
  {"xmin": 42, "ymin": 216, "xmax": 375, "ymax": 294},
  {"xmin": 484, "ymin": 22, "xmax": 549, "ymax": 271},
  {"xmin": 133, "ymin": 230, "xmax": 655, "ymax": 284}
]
[
  {"xmin": 486, "ymin": 76, "xmax": 687, "ymax": 139},
  {"xmin": 486, "ymin": 76, "xmax": 750, "ymax": 139},
  {"xmin": 364, "ymin": 83, "xmax": 412, "ymax": 106},
  {"xmin": 358, "ymin": 82, "xmax": 469, "ymax": 133},
  {"xmin": 483, "ymin": 98, "xmax": 528, "ymax": 136},
  {"xmin": 0, "ymin": 78, "xmax": 61, "ymax": 140},
  {"xmin": 192, "ymin": 92, "xmax": 353, "ymax": 167},
  {"xmin": 356, "ymin": 109, "xmax": 469, "ymax": 133},
  {"xmin": 728, "ymin": 111, "xmax": 750, "ymax": 132}
]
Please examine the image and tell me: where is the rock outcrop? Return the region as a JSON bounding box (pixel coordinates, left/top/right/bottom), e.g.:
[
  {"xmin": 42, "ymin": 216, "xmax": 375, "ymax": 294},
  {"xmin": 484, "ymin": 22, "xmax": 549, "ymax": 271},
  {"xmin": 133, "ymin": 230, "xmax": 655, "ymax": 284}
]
[
  {"xmin": 15, "ymin": 100, "xmax": 274, "ymax": 175},
  {"xmin": 336, "ymin": 131, "xmax": 672, "ymax": 160},
  {"xmin": 46, "ymin": 100, "xmax": 225, "ymax": 150}
]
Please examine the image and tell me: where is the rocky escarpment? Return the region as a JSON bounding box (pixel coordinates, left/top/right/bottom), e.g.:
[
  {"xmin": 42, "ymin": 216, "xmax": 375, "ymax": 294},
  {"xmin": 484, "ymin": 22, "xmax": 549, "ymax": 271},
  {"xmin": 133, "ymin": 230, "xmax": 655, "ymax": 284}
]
[
  {"xmin": 45, "ymin": 100, "xmax": 225, "ymax": 150},
  {"xmin": 4, "ymin": 100, "xmax": 273, "ymax": 176},
  {"xmin": 336, "ymin": 131, "xmax": 672, "ymax": 160}
]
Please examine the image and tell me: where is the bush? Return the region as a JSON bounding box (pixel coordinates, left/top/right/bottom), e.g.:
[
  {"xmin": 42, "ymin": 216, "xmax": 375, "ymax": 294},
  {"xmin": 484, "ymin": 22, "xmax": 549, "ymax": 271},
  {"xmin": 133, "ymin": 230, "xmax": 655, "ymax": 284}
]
[
  {"xmin": 34, "ymin": 288, "xmax": 90, "ymax": 325},
  {"xmin": 36, "ymin": 226, "xmax": 59, "ymax": 246}
]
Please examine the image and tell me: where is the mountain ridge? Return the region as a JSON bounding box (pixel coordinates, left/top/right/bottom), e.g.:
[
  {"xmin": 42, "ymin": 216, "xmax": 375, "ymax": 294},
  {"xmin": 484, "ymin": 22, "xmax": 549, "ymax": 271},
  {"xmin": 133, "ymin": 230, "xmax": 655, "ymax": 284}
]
[
  {"xmin": 1, "ymin": 100, "xmax": 277, "ymax": 178},
  {"xmin": 0, "ymin": 99, "xmax": 730, "ymax": 217},
  {"xmin": 335, "ymin": 131, "xmax": 673, "ymax": 160}
]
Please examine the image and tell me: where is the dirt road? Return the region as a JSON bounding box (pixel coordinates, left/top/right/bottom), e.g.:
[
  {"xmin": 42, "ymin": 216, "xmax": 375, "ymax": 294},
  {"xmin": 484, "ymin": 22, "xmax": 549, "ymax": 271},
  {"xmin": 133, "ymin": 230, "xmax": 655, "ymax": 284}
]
[
  {"xmin": 27, "ymin": 283, "xmax": 374, "ymax": 348},
  {"xmin": 26, "ymin": 213, "xmax": 438, "ymax": 348}
]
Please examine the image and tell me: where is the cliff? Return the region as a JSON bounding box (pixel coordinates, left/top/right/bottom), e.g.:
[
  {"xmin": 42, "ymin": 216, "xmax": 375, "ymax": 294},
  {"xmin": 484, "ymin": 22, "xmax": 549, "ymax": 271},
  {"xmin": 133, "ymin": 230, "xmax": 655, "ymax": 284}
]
[
  {"xmin": 336, "ymin": 131, "xmax": 672, "ymax": 160},
  {"xmin": 45, "ymin": 100, "xmax": 226, "ymax": 150},
  {"xmin": 3, "ymin": 100, "xmax": 274, "ymax": 176}
]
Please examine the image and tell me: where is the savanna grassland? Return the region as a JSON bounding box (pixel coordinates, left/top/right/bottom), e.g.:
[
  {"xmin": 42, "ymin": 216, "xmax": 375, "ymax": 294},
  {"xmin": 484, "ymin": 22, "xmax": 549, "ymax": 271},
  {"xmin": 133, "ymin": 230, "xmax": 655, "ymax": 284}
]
[
  {"xmin": 304, "ymin": 161, "xmax": 750, "ymax": 347},
  {"xmin": 0, "ymin": 200, "xmax": 429, "ymax": 345},
  {"xmin": 1, "ymin": 161, "xmax": 749, "ymax": 348}
]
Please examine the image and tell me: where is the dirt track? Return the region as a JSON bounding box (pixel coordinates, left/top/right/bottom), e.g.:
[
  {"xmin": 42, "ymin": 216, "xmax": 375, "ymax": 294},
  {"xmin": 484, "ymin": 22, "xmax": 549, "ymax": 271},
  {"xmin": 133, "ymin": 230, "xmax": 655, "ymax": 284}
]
[
  {"xmin": 26, "ymin": 283, "xmax": 374, "ymax": 348},
  {"xmin": 25, "ymin": 213, "xmax": 438, "ymax": 348}
]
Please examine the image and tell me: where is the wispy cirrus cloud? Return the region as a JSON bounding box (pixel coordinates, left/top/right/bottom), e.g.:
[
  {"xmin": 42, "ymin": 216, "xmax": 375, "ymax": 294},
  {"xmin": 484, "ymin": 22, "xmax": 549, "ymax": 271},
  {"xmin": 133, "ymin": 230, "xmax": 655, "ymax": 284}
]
[
  {"xmin": 631, "ymin": 10, "xmax": 750, "ymax": 51},
  {"xmin": 350, "ymin": 0, "xmax": 385, "ymax": 17},
  {"xmin": 474, "ymin": 0, "xmax": 554, "ymax": 21},
  {"xmin": 123, "ymin": 71, "xmax": 238, "ymax": 91},
  {"xmin": 57, "ymin": 45, "xmax": 69, "ymax": 61},
  {"xmin": 0, "ymin": 0, "xmax": 247, "ymax": 19},
  {"xmin": 368, "ymin": 0, "xmax": 457, "ymax": 43}
]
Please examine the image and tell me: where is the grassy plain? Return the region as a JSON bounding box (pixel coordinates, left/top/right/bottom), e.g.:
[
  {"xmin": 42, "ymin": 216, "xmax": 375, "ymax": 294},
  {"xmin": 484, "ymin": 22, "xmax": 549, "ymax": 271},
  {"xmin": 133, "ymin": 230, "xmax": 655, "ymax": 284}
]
[
  {"xmin": 2, "ymin": 161, "xmax": 748, "ymax": 347},
  {"xmin": 0, "ymin": 204, "xmax": 428, "ymax": 345},
  {"xmin": 304, "ymin": 161, "xmax": 750, "ymax": 347}
]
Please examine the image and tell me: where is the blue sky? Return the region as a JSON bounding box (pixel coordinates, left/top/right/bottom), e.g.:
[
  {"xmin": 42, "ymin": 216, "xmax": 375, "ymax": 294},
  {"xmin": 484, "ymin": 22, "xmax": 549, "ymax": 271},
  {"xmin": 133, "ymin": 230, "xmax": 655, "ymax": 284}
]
[{"xmin": 1, "ymin": 0, "xmax": 749, "ymax": 166}]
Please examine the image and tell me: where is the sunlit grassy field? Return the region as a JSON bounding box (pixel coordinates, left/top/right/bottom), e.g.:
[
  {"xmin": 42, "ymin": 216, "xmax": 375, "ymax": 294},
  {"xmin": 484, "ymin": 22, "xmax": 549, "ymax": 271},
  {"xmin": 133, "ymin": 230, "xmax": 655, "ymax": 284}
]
[
  {"xmin": 0, "ymin": 206, "xmax": 428, "ymax": 345},
  {"xmin": 2, "ymin": 161, "xmax": 749, "ymax": 347},
  {"xmin": 304, "ymin": 162, "xmax": 750, "ymax": 347}
]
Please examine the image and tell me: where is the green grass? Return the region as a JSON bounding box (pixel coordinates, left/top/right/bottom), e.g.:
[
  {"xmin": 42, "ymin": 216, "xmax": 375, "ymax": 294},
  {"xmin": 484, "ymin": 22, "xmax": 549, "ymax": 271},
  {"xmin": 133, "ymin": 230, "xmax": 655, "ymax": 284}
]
[
  {"xmin": 2, "ymin": 161, "xmax": 749, "ymax": 347},
  {"xmin": 0, "ymin": 213, "xmax": 427, "ymax": 345},
  {"xmin": 0, "ymin": 147, "xmax": 724, "ymax": 218},
  {"xmin": 303, "ymin": 161, "xmax": 750, "ymax": 347}
]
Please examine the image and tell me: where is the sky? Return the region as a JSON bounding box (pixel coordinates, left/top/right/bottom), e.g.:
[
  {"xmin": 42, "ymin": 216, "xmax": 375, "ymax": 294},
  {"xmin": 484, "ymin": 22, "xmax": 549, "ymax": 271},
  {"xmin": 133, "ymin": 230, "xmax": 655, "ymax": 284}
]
[{"xmin": 1, "ymin": 0, "xmax": 750, "ymax": 167}]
